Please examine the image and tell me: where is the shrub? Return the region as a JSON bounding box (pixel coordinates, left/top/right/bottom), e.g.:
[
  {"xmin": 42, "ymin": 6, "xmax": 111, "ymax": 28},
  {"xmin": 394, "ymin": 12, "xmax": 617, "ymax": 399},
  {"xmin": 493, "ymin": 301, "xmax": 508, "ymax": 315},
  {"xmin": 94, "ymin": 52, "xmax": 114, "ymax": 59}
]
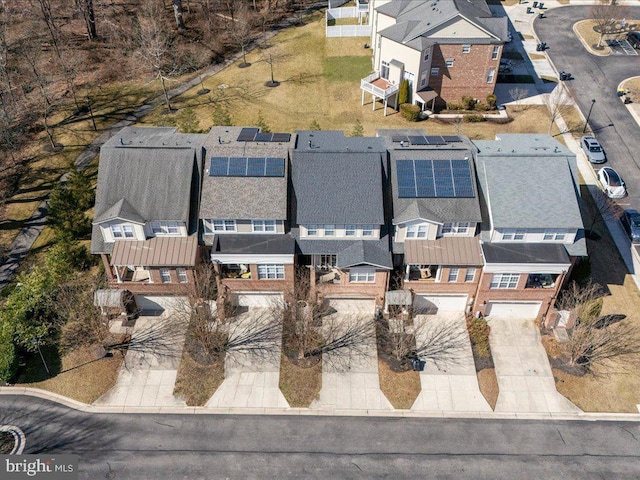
[
  {"xmin": 398, "ymin": 79, "xmax": 410, "ymax": 105},
  {"xmin": 400, "ymin": 103, "xmax": 421, "ymax": 122},
  {"xmin": 461, "ymin": 96, "xmax": 476, "ymax": 111},
  {"xmin": 463, "ymin": 113, "xmax": 485, "ymax": 122},
  {"xmin": 486, "ymin": 94, "xmax": 497, "ymax": 109},
  {"xmin": 487, "ymin": 116, "xmax": 513, "ymax": 124},
  {"xmin": 0, "ymin": 324, "xmax": 17, "ymax": 382},
  {"xmin": 308, "ymin": 119, "xmax": 321, "ymax": 131},
  {"xmin": 467, "ymin": 316, "xmax": 491, "ymax": 358},
  {"xmin": 475, "ymin": 102, "xmax": 490, "ymax": 112},
  {"xmin": 446, "ymin": 102, "xmax": 463, "ymax": 111},
  {"xmin": 177, "ymin": 107, "xmax": 201, "ymax": 133},
  {"xmin": 350, "ymin": 119, "xmax": 364, "ymax": 137}
]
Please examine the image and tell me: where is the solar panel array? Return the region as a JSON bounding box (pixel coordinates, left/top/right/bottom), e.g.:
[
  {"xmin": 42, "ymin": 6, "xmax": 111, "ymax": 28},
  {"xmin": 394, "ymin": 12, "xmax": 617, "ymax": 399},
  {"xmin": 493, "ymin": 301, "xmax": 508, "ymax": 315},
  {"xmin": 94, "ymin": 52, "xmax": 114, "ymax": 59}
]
[
  {"xmin": 396, "ymin": 159, "xmax": 475, "ymax": 198},
  {"xmin": 237, "ymin": 128, "xmax": 291, "ymax": 143},
  {"xmin": 391, "ymin": 135, "xmax": 461, "ymax": 145},
  {"xmin": 209, "ymin": 157, "xmax": 285, "ymax": 177}
]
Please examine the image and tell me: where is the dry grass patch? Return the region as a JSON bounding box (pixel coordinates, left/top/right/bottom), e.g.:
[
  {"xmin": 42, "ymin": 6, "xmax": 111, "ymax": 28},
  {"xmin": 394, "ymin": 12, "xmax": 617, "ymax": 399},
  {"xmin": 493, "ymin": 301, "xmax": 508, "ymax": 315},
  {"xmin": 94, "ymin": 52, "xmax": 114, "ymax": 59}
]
[
  {"xmin": 17, "ymin": 346, "xmax": 124, "ymax": 404},
  {"xmin": 279, "ymin": 353, "xmax": 322, "ymax": 407},
  {"xmin": 146, "ymin": 11, "xmax": 560, "ymax": 138},
  {"xmin": 173, "ymin": 351, "xmax": 225, "ymax": 406},
  {"xmin": 477, "ymin": 368, "xmax": 499, "ymax": 409},
  {"xmin": 529, "ymin": 53, "xmax": 546, "ymax": 60},
  {"xmin": 377, "ymin": 359, "xmax": 421, "ymax": 409}
]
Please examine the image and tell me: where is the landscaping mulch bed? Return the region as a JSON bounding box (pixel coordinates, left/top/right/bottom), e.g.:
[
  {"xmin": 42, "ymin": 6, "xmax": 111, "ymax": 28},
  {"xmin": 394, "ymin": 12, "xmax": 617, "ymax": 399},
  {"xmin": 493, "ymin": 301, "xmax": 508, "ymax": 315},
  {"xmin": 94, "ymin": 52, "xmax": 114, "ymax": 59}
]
[
  {"xmin": 0, "ymin": 432, "xmax": 15, "ymax": 454},
  {"xmin": 279, "ymin": 353, "xmax": 322, "ymax": 407},
  {"xmin": 466, "ymin": 316, "xmax": 499, "ymax": 410}
]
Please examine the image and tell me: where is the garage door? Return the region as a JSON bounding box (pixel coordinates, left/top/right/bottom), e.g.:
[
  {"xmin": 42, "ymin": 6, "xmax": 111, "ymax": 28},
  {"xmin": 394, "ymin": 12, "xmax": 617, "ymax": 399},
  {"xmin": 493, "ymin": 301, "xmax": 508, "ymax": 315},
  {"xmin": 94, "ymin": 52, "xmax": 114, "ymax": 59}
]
[
  {"xmin": 485, "ymin": 301, "xmax": 541, "ymax": 318},
  {"xmin": 327, "ymin": 297, "xmax": 376, "ymax": 316},
  {"xmin": 233, "ymin": 292, "xmax": 283, "ymax": 308},
  {"xmin": 414, "ymin": 294, "xmax": 468, "ymax": 314}
]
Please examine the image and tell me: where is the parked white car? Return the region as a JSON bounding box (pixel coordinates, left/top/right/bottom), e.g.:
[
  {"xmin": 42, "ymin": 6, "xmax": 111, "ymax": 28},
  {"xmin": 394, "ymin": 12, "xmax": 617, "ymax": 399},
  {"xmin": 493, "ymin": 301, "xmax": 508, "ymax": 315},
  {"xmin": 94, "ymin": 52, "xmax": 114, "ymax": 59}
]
[
  {"xmin": 597, "ymin": 167, "xmax": 626, "ymax": 199},
  {"xmin": 581, "ymin": 136, "xmax": 606, "ymax": 164}
]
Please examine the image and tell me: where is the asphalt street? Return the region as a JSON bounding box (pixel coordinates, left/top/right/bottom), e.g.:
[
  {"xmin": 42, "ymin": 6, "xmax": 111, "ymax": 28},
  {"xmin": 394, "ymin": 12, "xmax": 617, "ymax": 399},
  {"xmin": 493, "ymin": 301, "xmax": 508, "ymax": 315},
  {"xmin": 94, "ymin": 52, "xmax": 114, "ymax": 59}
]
[
  {"xmin": 2, "ymin": 396, "xmax": 640, "ymax": 479},
  {"xmin": 534, "ymin": 6, "xmax": 640, "ymax": 210}
]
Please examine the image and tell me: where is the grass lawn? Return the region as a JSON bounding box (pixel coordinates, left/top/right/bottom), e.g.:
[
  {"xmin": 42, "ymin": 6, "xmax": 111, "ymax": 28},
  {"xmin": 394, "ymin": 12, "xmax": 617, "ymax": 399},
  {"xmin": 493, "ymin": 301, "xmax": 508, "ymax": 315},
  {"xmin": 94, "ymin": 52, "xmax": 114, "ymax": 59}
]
[
  {"xmin": 173, "ymin": 351, "xmax": 224, "ymax": 406},
  {"xmin": 142, "ymin": 10, "xmax": 561, "ymax": 139},
  {"xmin": 545, "ymin": 185, "xmax": 640, "ymax": 412},
  {"xmin": 279, "ymin": 353, "xmax": 322, "ymax": 407},
  {"xmin": 15, "ymin": 345, "xmax": 124, "ymax": 404},
  {"xmin": 573, "ymin": 19, "xmax": 638, "ymax": 56},
  {"xmin": 377, "ymin": 359, "xmax": 421, "ymax": 409}
]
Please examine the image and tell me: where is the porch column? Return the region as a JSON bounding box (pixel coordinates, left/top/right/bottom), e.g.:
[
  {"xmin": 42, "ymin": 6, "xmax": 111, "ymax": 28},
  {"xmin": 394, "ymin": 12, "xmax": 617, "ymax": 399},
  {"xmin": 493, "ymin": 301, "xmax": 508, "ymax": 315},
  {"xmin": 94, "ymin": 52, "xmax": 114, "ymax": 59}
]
[
  {"xmin": 114, "ymin": 265, "xmax": 122, "ymax": 283},
  {"xmin": 213, "ymin": 261, "xmax": 222, "ymax": 292},
  {"xmin": 372, "ymin": 94, "xmax": 375, "ymax": 110},
  {"xmin": 102, "ymin": 254, "xmax": 114, "ymax": 281},
  {"xmin": 384, "ymin": 98, "xmax": 388, "ymax": 116},
  {"xmin": 362, "ymin": 88, "xmax": 365, "ymax": 106},
  {"xmin": 309, "ymin": 265, "xmax": 317, "ymax": 303},
  {"xmin": 404, "ymin": 264, "xmax": 410, "ymax": 282}
]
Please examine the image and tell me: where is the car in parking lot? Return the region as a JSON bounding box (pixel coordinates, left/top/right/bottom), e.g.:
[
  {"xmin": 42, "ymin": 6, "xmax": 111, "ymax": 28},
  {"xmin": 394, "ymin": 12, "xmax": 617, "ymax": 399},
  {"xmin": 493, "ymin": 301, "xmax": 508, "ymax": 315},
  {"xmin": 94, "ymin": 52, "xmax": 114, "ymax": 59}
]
[
  {"xmin": 621, "ymin": 209, "xmax": 640, "ymax": 243},
  {"xmin": 581, "ymin": 136, "xmax": 606, "ymax": 164},
  {"xmin": 628, "ymin": 31, "xmax": 640, "ymax": 49},
  {"xmin": 597, "ymin": 167, "xmax": 626, "ymax": 198}
]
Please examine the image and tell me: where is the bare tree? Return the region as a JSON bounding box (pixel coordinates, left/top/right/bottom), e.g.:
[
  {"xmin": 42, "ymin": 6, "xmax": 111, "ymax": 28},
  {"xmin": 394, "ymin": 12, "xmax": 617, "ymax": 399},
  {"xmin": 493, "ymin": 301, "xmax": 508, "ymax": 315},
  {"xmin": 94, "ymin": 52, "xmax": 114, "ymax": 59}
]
[
  {"xmin": 172, "ymin": 0, "xmax": 186, "ymax": 29},
  {"xmin": 76, "ymin": 0, "xmax": 98, "ymax": 40},
  {"xmin": 508, "ymin": 87, "xmax": 530, "ymax": 111},
  {"xmin": 556, "ymin": 282, "xmax": 640, "ymax": 373},
  {"xmin": 591, "ymin": 0, "xmax": 628, "ymax": 47},
  {"xmin": 135, "ymin": 0, "xmax": 178, "ymax": 111},
  {"xmin": 542, "ymin": 85, "xmax": 574, "ymax": 134},
  {"xmin": 232, "ymin": 5, "xmax": 255, "ymax": 68}
]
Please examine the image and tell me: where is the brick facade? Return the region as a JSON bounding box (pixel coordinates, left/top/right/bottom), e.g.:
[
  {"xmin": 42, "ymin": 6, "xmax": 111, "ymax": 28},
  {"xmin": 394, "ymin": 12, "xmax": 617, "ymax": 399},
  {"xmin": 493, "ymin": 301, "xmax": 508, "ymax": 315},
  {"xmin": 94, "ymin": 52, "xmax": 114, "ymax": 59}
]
[
  {"xmin": 312, "ymin": 269, "xmax": 389, "ymax": 307},
  {"xmin": 216, "ymin": 263, "xmax": 295, "ymax": 296},
  {"xmin": 107, "ymin": 266, "xmax": 194, "ymax": 296},
  {"xmin": 405, "ymin": 266, "xmax": 480, "ymax": 298},
  {"xmin": 428, "ymin": 43, "xmax": 501, "ymax": 108}
]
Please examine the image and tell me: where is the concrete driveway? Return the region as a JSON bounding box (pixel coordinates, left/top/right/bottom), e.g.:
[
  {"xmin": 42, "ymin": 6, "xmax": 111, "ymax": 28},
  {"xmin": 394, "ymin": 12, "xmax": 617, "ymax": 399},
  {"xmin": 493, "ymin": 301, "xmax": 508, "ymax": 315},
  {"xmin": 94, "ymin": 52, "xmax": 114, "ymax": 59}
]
[
  {"xmin": 95, "ymin": 313, "xmax": 187, "ymax": 408},
  {"xmin": 411, "ymin": 313, "xmax": 492, "ymax": 413},
  {"xmin": 206, "ymin": 308, "xmax": 289, "ymax": 409},
  {"xmin": 488, "ymin": 317, "xmax": 580, "ymax": 413},
  {"xmin": 311, "ymin": 298, "xmax": 393, "ymax": 412}
]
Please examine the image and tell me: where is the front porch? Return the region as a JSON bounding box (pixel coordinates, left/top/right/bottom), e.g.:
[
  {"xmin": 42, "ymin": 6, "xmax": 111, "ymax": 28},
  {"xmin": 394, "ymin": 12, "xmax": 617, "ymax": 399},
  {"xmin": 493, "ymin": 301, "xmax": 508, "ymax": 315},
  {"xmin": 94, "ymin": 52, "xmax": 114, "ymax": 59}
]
[{"xmin": 360, "ymin": 72, "xmax": 399, "ymax": 116}]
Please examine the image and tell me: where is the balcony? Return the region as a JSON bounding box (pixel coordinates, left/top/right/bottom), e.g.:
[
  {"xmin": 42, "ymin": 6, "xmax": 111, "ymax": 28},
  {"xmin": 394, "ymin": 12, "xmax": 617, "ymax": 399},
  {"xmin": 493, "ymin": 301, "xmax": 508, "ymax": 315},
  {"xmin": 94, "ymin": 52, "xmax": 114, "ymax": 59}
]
[
  {"xmin": 361, "ymin": 72, "xmax": 400, "ymax": 116},
  {"xmin": 221, "ymin": 264, "xmax": 252, "ymax": 280},
  {"xmin": 315, "ymin": 265, "xmax": 342, "ymax": 284},
  {"xmin": 525, "ymin": 274, "xmax": 558, "ymax": 289},
  {"xmin": 405, "ymin": 265, "xmax": 438, "ymax": 282}
]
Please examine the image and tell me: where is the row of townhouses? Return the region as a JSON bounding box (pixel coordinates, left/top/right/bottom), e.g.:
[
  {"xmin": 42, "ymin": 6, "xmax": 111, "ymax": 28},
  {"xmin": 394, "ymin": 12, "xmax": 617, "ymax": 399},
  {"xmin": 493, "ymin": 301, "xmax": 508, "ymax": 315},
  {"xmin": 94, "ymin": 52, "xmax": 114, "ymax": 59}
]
[{"xmin": 91, "ymin": 126, "xmax": 586, "ymax": 325}]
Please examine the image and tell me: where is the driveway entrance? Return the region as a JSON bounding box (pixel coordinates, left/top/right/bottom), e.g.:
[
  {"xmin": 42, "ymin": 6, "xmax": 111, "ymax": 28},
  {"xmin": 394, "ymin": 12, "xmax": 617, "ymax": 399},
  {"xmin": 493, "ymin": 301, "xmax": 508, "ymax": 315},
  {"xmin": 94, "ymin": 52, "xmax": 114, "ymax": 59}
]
[{"xmin": 488, "ymin": 317, "xmax": 580, "ymax": 413}]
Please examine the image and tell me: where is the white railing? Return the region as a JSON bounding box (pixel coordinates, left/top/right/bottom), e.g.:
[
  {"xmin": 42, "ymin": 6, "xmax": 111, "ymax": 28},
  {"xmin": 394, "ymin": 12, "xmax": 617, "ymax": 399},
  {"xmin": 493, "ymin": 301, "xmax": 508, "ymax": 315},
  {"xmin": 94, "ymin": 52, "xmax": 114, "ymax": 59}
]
[
  {"xmin": 327, "ymin": 6, "xmax": 357, "ymax": 18},
  {"xmin": 360, "ymin": 72, "xmax": 399, "ymax": 99},
  {"xmin": 326, "ymin": 6, "xmax": 371, "ymax": 37}
]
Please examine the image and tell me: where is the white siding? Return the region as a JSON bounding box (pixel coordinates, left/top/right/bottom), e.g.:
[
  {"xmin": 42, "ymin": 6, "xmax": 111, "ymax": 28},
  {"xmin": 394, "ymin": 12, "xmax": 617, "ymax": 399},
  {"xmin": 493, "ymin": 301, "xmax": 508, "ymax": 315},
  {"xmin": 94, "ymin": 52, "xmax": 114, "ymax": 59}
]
[
  {"xmin": 143, "ymin": 221, "xmax": 188, "ymax": 238},
  {"xmin": 378, "ymin": 37, "xmax": 422, "ymax": 95},
  {"xmin": 99, "ymin": 220, "xmax": 145, "ymax": 243},
  {"xmin": 395, "ymin": 220, "xmax": 440, "ymax": 242},
  {"xmin": 490, "ymin": 228, "xmax": 578, "ymax": 244}
]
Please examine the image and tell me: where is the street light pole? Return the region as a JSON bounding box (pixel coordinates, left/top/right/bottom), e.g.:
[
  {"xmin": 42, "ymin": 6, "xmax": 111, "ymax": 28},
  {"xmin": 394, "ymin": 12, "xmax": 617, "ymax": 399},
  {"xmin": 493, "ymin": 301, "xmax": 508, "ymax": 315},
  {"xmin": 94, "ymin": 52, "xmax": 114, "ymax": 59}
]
[{"xmin": 583, "ymin": 99, "xmax": 596, "ymax": 134}]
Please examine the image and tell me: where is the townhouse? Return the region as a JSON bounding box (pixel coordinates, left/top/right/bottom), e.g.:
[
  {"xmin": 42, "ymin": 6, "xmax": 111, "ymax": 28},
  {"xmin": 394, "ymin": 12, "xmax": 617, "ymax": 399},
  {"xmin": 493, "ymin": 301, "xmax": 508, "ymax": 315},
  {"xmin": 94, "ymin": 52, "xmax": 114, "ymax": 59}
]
[
  {"xmin": 91, "ymin": 127, "xmax": 585, "ymax": 324},
  {"xmin": 362, "ymin": 0, "xmax": 508, "ymax": 112}
]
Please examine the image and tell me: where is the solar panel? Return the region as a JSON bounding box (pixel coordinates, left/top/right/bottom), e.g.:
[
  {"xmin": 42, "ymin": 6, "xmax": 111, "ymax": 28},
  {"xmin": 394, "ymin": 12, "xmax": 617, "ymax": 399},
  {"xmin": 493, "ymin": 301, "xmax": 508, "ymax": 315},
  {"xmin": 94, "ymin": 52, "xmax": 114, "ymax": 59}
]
[
  {"xmin": 210, "ymin": 157, "xmax": 228, "ymax": 176},
  {"xmin": 255, "ymin": 132, "xmax": 273, "ymax": 142},
  {"xmin": 395, "ymin": 159, "xmax": 474, "ymax": 198},
  {"xmin": 442, "ymin": 135, "xmax": 462, "ymax": 143},
  {"xmin": 237, "ymin": 128, "xmax": 259, "ymax": 142},
  {"xmin": 271, "ymin": 133, "xmax": 291, "ymax": 143},
  {"xmin": 409, "ymin": 135, "xmax": 428, "ymax": 145},
  {"xmin": 265, "ymin": 157, "xmax": 285, "ymax": 177},
  {"xmin": 247, "ymin": 157, "xmax": 265, "ymax": 176},
  {"xmin": 392, "ymin": 135, "xmax": 409, "ymax": 143},
  {"xmin": 228, "ymin": 157, "xmax": 247, "ymax": 176},
  {"xmin": 425, "ymin": 135, "xmax": 446, "ymax": 145}
]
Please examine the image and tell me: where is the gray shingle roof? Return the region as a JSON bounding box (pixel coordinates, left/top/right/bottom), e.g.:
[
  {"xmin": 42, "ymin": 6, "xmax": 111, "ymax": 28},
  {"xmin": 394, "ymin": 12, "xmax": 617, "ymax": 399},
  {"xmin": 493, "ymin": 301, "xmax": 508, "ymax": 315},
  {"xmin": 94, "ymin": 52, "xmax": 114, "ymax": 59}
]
[
  {"xmin": 377, "ymin": 0, "xmax": 507, "ymax": 45},
  {"xmin": 295, "ymin": 237, "xmax": 393, "ymax": 269},
  {"xmin": 482, "ymin": 243, "xmax": 571, "ymax": 265},
  {"xmin": 213, "ymin": 234, "xmax": 295, "ymax": 255},
  {"xmin": 474, "ymin": 135, "xmax": 583, "ymax": 230},
  {"xmin": 94, "ymin": 198, "xmax": 145, "ymax": 224},
  {"xmin": 199, "ymin": 126, "xmax": 292, "ymax": 220},
  {"xmin": 390, "ymin": 147, "xmax": 482, "ymax": 224},
  {"xmin": 291, "ymin": 139, "xmax": 386, "ymax": 224}
]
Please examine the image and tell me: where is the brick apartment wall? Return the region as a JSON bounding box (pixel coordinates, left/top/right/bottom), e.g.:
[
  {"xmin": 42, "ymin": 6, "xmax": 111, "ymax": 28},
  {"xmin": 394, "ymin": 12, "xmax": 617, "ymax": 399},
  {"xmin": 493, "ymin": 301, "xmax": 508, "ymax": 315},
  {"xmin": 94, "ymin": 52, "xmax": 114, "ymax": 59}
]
[
  {"xmin": 472, "ymin": 270, "xmax": 565, "ymax": 321},
  {"xmin": 316, "ymin": 270, "xmax": 389, "ymax": 306},
  {"xmin": 108, "ymin": 266, "xmax": 193, "ymax": 296},
  {"xmin": 428, "ymin": 43, "xmax": 501, "ymax": 107},
  {"xmin": 405, "ymin": 266, "xmax": 480, "ymax": 297},
  {"xmin": 220, "ymin": 263, "xmax": 295, "ymax": 294}
]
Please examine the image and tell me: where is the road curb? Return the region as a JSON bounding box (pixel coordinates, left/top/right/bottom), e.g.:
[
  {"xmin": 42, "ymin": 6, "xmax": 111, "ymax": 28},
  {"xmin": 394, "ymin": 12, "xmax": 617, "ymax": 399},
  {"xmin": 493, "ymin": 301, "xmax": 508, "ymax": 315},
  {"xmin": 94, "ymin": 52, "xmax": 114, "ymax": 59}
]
[{"xmin": 2, "ymin": 387, "xmax": 640, "ymax": 422}]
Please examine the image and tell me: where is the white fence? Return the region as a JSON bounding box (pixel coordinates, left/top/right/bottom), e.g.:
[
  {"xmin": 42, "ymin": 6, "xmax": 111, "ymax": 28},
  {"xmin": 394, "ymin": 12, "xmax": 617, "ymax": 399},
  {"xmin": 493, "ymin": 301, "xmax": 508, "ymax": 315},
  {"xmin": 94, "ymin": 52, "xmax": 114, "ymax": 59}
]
[{"xmin": 326, "ymin": 7, "xmax": 371, "ymax": 37}]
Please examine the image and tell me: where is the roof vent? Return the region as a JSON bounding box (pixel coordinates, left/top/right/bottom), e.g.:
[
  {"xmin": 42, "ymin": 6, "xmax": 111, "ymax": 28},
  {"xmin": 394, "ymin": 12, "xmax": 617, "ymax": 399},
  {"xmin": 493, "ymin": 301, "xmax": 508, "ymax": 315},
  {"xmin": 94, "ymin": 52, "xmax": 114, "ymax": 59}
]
[
  {"xmin": 308, "ymin": 140, "xmax": 312, "ymax": 149},
  {"xmin": 554, "ymin": 146, "xmax": 559, "ymax": 153},
  {"xmin": 218, "ymin": 136, "xmax": 222, "ymax": 144},
  {"xmin": 119, "ymin": 138, "xmax": 124, "ymax": 145}
]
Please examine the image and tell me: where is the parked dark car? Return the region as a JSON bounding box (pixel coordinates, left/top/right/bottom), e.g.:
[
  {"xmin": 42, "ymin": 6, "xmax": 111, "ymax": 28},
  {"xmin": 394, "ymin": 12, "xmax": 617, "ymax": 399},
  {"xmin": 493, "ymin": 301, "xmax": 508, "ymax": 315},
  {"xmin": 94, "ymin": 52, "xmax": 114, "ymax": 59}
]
[
  {"xmin": 621, "ymin": 209, "xmax": 640, "ymax": 243},
  {"xmin": 628, "ymin": 31, "xmax": 640, "ymax": 49}
]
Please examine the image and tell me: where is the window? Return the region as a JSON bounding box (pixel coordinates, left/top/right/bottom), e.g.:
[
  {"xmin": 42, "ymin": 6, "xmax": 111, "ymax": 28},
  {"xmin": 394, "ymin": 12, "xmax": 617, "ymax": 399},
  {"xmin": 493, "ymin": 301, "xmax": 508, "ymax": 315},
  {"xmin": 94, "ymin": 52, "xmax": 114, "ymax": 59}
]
[
  {"xmin": 491, "ymin": 45, "xmax": 500, "ymax": 60},
  {"xmin": 381, "ymin": 60, "xmax": 390, "ymax": 80},
  {"xmin": 111, "ymin": 225, "xmax": 123, "ymax": 239},
  {"xmin": 160, "ymin": 268, "xmax": 171, "ymax": 283},
  {"xmin": 431, "ymin": 67, "xmax": 440, "ymax": 76},
  {"xmin": 445, "ymin": 58, "xmax": 454, "ymax": 67},
  {"xmin": 324, "ymin": 224, "xmax": 336, "ymax": 237},
  {"xmin": 151, "ymin": 221, "xmax": 181, "ymax": 235},
  {"xmin": 462, "ymin": 44, "xmax": 471, "ymax": 53},
  {"xmin": 501, "ymin": 229, "xmax": 526, "ymax": 241},
  {"xmin": 406, "ymin": 224, "xmax": 428, "ymax": 238},
  {"xmin": 345, "ymin": 225, "xmax": 356, "ymax": 237},
  {"xmin": 177, "ymin": 268, "xmax": 188, "ymax": 283},
  {"xmin": 319, "ymin": 254, "xmax": 337, "ymax": 267},
  {"xmin": 423, "ymin": 50, "xmax": 429, "ymax": 61},
  {"xmin": 306, "ymin": 225, "xmax": 318, "ymax": 236},
  {"xmin": 543, "ymin": 230, "xmax": 567, "ymax": 241},
  {"xmin": 210, "ymin": 219, "xmax": 236, "ymax": 232},
  {"xmin": 252, "ymin": 220, "xmax": 276, "ymax": 232},
  {"xmin": 121, "ymin": 225, "xmax": 134, "ymax": 238},
  {"xmin": 486, "ymin": 67, "xmax": 496, "ymax": 83},
  {"xmin": 465, "ymin": 268, "xmax": 476, "ymax": 282},
  {"xmin": 349, "ymin": 269, "xmax": 375, "ymax": 282},
  {"xmin": 490, "ymin": 273, "xmax": 519, "ymax": 289},
  {"xmin": 257, "ymin": 264, "xmax": 285, "ymax": 279},
  {"xmin": 362, "ymin": 225, "xmax": 374, "ymax": 237},
  {"xmin": 442, "ymin": 222, "xmax": 471, "ymax": 235},
  {"xmin": 448, "ymin": 268, "xmax": 459, "ymax": 282},
  {"xmin": 420, "ymin": 72, "xmax": 428, "ymax": 87}
]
